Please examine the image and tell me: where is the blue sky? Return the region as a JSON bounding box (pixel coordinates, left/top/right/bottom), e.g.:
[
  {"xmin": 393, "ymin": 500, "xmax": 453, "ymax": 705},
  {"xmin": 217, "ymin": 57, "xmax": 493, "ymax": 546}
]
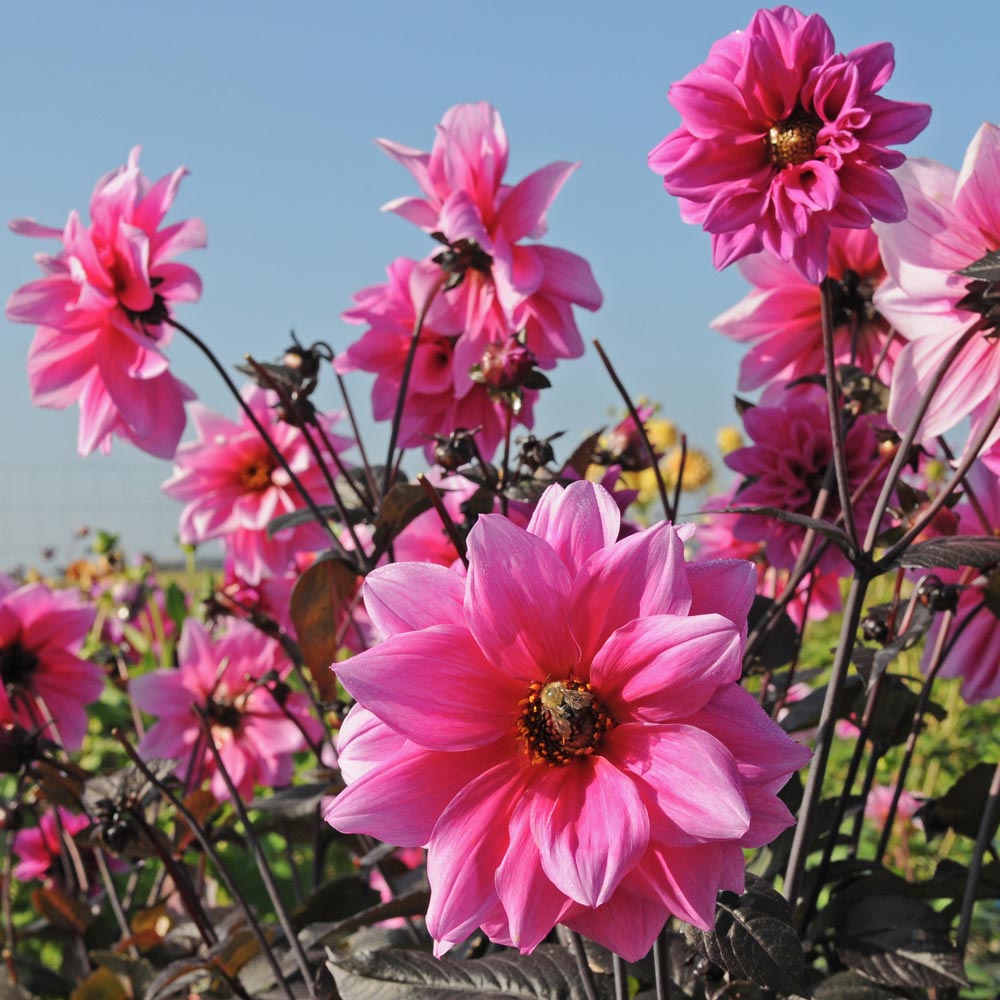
[{"xmin": 1, "ymin": 0, "xmax": 996, "ymax": 569}]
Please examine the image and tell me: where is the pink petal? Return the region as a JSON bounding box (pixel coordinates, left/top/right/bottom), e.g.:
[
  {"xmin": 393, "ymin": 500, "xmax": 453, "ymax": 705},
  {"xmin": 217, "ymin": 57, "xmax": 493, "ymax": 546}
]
[
  {"xmin": 685, "ymin": 558, "xmax": 757, "ymax": 626},
  {"xmin": 495, "ymin": 805, "xmax": 572, "ymax": 952},
  {"xmin": 562, "ymin": 886, "xmax": 668, "ymax": 963},
  {"xmin": 425, "ymin": 759, "xmax": 528, "ymax": 948},
  {"xmin": 465, "ymin": 514, "xmax": 577, "ymax": 682},
  {"xmin": 569, "ymin": 521, "xmax": 691, "ymax": 665},
  {"xmin": 498, "ymin": 161, "xmax": 578, "ymax": 242},
  {"xmin": 526, "ymin": 480, "xmax": 620, "ymax": 575},
  {"xmin": 362, "ymin": 562, "xmax": 466, "ymax": 639},
  {"xmin": 605, "ymin": 723, "xmax": 750, "ymax": 842},
  {"xmin": 529, "ymin": 756, "xmax": 649, "ymax": 908},
  {"xmin": 534, "ymin": 244, "xmax": 603, "ymax": 310},
  {"xmin": 591, "ymin": 613, "xmax": 742, "ymax": 722},
  {"xmin": 334, "ymin": 625, "xmax": 522, "ymax": 750}
]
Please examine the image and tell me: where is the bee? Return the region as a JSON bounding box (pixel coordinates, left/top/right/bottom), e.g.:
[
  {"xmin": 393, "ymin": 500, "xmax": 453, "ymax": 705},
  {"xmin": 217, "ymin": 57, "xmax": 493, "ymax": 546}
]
[{"xmin": 538, "ymin": 682, "xmax": 596, "ymax": 747}]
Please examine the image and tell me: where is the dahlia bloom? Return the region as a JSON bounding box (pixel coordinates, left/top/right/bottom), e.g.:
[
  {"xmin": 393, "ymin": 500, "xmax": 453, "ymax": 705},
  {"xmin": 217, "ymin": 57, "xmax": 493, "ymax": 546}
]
[
  {"xmin": 724, "ymin": 386, "xmax": 886, "ymax": 576},
  {"xmin": 337, "ymin": 258, "xmax": 535, "ymax": 461},
  {"xmin": 132, "ymin": 618, "xmax": 320, "ymax": 799},
  {"xmin": 162, "ymin": 385, "xmax": 353, "ymax": 584},
  {"xmin": 648, "ymin": 6, "xmax": 930, "ymax": 282},
  {"xmin": 0, "ymin": 578, "xmax": 100, "ymax": 749},
  {"xmin": 326, "ymin": 481, "xmax": 809, "ymax": 960},
  {"xmin": 875, "ymin": 124, "xmax": 1000, "ymax": 453},
  {"xmin": 12, "ymin": 807, "xmax": 91, "ymax": 882},
  {"xmin": 920, "ymin": 460, "xmax": 1000, "ymax": 703},
  {"xmin": 347, "ymin": 102, "xmax": 601, "ymax": 442},
  {"xmin": 713, "ymin": 227, "xmax": 899, "ymax": 391},
  {"xmin": 6, "ymin": 147, "xmax": 204, "ymax": 458}
]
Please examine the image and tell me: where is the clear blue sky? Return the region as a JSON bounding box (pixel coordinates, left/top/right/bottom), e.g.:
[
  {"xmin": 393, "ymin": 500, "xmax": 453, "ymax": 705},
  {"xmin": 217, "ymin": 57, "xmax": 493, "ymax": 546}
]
[{"xmin": 1, "ymin": 1, "xmax": 995, "ymax": 570}]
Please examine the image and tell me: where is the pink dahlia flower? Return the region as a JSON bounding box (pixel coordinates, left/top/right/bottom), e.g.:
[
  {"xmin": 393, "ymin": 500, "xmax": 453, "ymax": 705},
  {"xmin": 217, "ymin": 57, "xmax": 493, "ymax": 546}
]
[
  {"xmin": 713, "ymin": 227, "xmax": 900, "ymax": 391},
  {"xmin": 876, "ymin": 124, "xmax": 1000, "ymax": 453},
  {"xmin": 325, "ymin": 481, "xmax": 809, "ymax": 960},
  {"xmin": 364, "ymin": 102, "xmax": 602, "ymax": 411},
  {"xmin": 0, "ymin": 578, "xmax": 100, "ymax": 750},
  {"xmin": 12, "ymin": 807, "xmax": 91, "ymax": 882},
  {"xmin": 724, "ymin": 387, "xmax": 886, "ymax": 576},
  {"xmin": 919, "ymin": 461, "xmax": 1000, "ymax": 703},
  {"xmin": 648, "ymin": 6, "xmax": 930, "ymax": 282},
  {"xmin": 6, "ymin": 147, "xmax": 204, "ymax": 458},
  {"xmin": 337, "ymin": 258, "xmax": 536, "ymax": 461},
  {"xmin": 132, "ymin": 618, "xmax": 321, "ymax": 799},
  {"xmin": 162, "ymin": 385, "xmax": 353, "ymax": 584}
]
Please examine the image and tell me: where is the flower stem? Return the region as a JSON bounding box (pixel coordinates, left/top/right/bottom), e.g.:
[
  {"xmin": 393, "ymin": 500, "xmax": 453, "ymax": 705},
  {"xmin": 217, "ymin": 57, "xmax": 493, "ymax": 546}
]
[
  {"xmin": 417, "ymin": 473, "xmax": 468, "ymax": 568},
  {"xmin": 382, "ymin": 275, "xmax": 446, "ymax": 498},
  {"xmin": 593, "ymin": 339, "xmax": 672, "ymax": 521},
  {"xmin": 956, "ymin": 759, "xmax": 1000, "ymax": 956},
  {"xmin": 568, "ymin": 930, "xmax": 600, "ymax": 1000},
  {"xmin": 193, "ymin": 706, "xmax": 316, "ymax": 997}
]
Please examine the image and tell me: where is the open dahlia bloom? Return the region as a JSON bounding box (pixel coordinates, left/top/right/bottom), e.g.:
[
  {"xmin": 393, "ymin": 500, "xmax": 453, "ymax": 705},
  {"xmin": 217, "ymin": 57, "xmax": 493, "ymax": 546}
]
[
  {"xmin": 162, "ymin": 385, "xmax": 353, "ymax": 584},
  {"xmin": 132, "ymin": 618, "xmax": 321, "ymax": 799},
  {"xmin": 6, "ymin": 147, "xmax": 204, "ymax": 458},
  {"xmin": 876, "ymin": 124, "xmax": 1000, "ymax": 453},
  {"xmin": 648, "ymin": 6, "xmax": 930, "ymax": 282},
  {"xmin": 724, "ymin": 386, "xmax": 886, "ymax": 576},
  {"xmin": 372, "ymin": 101, "xmax": 602, "ymax": 390},
  {"xmin": 337, "ymin": 257, "xmax": 536, "ymax": 460},
  {"xmin": 325, "ymin": 481, "xmax": 809, "ymax": 960},
  {"xmin": 712, "ymin": 226, "xmax": 900, "ymax": 391},
  {"xmin": 0, "ymin": 578, "xmax": 100, "ymax": 750}
]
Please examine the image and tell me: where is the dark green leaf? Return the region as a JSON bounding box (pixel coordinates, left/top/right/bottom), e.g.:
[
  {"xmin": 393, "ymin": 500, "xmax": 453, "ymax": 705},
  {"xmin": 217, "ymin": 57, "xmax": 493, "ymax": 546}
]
[
  {"xmin": 563, "ymin": 431, "xmax": 603, "ymax": 479},
  {"xmin": 267, "ymin": 504, "xmax": 345, "ymax": 536},
  {"xmin": 522, "ymin": 370, "xmax": 552, "ymax": 390},
  {"xmin": 852, "ymin": 604, "xmax": 933, "ymax": 690},
  {"xmin": 745, "ymin": 596, "xmax": 799, "ymax": 672},
  {"xmin": 917, "ymin": 762, "xmax": 1000, "ymax": 840},
  {"xmin": 163, "ymin": 581, "xmax": 187, "ymax": 631},
  {"xmin": 957, "ymin": 248, "xmax": 1000, "ymax": 281},
  {"xmin": 892, "ymin": 536, "xmax": 1000, "ymax": 571},
  {"xmin": 326, "ymin": 944, "xmax": 612, "ymax": 999},
  {"xmin": 835, "ymin": 893, "xmax": 968, "ymax": 990},
  {"xmin": 371, "ymin": 483, "xmax": 434, "ymax": 558},
  {"xmin": 779, "ymin": 676, "xmax": 863, "ymax": 734},
  {"xmin": 813, "ymin": 970, "xmax": 899, "ymax": 1000},
  {"xmin": 683, "ymin": 874, "xmax": 807, "ymax": 997}
]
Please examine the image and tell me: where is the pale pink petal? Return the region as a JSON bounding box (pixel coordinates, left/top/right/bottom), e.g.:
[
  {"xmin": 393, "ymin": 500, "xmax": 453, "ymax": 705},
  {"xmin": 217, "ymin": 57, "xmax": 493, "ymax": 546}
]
[{"xmin": 363, "ymin": 562, "xmax": 466, "ymax": 639}]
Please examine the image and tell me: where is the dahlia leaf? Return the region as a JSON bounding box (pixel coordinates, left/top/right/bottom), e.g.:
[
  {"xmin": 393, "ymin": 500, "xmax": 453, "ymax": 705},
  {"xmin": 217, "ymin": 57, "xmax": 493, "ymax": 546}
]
[
  {"xmin": 290, "ymin": 556, "xmax": 359, "ymax": 700},
  {"xmin": 835, "ymin": 893, "xmax": 968, "ymax": 990},
  {"xmin": 697, "ymin": 505, "xmax": 854, "ymax": 556},
  {"xmin": 326, "ymin": 944, "xmax": 613, "ymax": 999},
  {"xmin": 813, "ymin": 970, "xmax": 900, "ymax": 999},
  {"xmin": 683, "ymin": 873, "xmax": 807, "ymax": 997},
  {"xmin": 956, "ymin": 248, "xmax": 1000, "ymax": 282},
  {"xmin": 915, "ymin": 762, "xmax": 1000, "ymax": 841},
  {"xmin": 890, "ymin": 535, "xmax": 1000, "ymax": 571},
  {"xmin": 745, "ymin": 596, "xmax": 799, "ymax": 672}
]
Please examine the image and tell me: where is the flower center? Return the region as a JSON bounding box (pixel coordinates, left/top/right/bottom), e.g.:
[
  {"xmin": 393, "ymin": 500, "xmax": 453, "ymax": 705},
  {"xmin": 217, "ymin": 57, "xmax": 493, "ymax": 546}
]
[
  {"xmin": 767, "ymin": 107, "xmax": 823, "ymax": 169},
  {"xmin": 0, "ymin": 641, "xmax": 39, "ymax": 690},
  {"xmin": 240, "ymin": 457, "xmax": 276, "ymax": 492},
  {"xmin": 205, "ymin": 697, "xmax": 242, "ymax": 730},
  {"xmin": 518, "ymin": 679, "xmax": 612, "ymax": 766}
]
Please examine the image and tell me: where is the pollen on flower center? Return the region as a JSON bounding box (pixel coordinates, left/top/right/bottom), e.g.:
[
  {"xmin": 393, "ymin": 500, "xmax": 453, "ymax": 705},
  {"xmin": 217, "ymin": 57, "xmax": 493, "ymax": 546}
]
[
  {"xmin": 239, "ymin": 457, "xmax": 276, "ymax": 492},
  {"xmin": 517, "ymin": 678, "xmax": 612, "ymax": 766},
  {"xmin": 767, "ymin": 107, "xmax": 824, "ymax": 169}
]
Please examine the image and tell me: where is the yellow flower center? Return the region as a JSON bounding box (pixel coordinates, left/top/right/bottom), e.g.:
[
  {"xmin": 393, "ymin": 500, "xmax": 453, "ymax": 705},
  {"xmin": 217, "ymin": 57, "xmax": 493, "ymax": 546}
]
[
  {"xmin": 767, "ymin": 107, "xmax": 823, "ymax": 169},
  {"xmin": 240, "ymin": 457, "xmax": 275, "ymax": 492},
  {"xmin": 518, "ymin": 678, "xmax": 613, "ymax": 766}
]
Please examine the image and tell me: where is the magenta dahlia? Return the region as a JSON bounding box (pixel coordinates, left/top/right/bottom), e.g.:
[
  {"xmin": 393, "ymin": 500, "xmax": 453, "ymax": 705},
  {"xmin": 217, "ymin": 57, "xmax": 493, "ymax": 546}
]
[
  {"xmin": 6, "ymin": 147, "xmax": 204, "ymax": 458},
  {"xmin": 325, "ymin": 481, "xmax": 809, "ymax": 960},
  {"xmin": 648, "ymin": 6, "xmax": 930, "ymax": 282}
]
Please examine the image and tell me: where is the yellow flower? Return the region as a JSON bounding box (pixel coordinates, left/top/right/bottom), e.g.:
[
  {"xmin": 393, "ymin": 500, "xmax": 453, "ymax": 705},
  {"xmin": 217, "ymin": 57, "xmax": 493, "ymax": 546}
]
[
  {"xmin": 716, "ymin": 426, "xmax": 743, "ymax": 455},
  {"xmin": 664, "ymin": 448, "xmax": 713, "ymax": 492}
]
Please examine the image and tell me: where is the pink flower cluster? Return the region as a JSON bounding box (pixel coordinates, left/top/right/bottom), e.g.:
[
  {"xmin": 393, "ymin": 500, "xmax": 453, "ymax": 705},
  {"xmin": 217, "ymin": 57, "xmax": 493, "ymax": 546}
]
[
  {"xmin": 326, "ymin": 482, "xmax": 808, "ymax": 959},
  {"xmin": 338, "ymin": 103, "xmax": 602, "ymax": 460},
  {"xmin": 7, "ymin": 148, "xmax": 204, "ymax": 458}
]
